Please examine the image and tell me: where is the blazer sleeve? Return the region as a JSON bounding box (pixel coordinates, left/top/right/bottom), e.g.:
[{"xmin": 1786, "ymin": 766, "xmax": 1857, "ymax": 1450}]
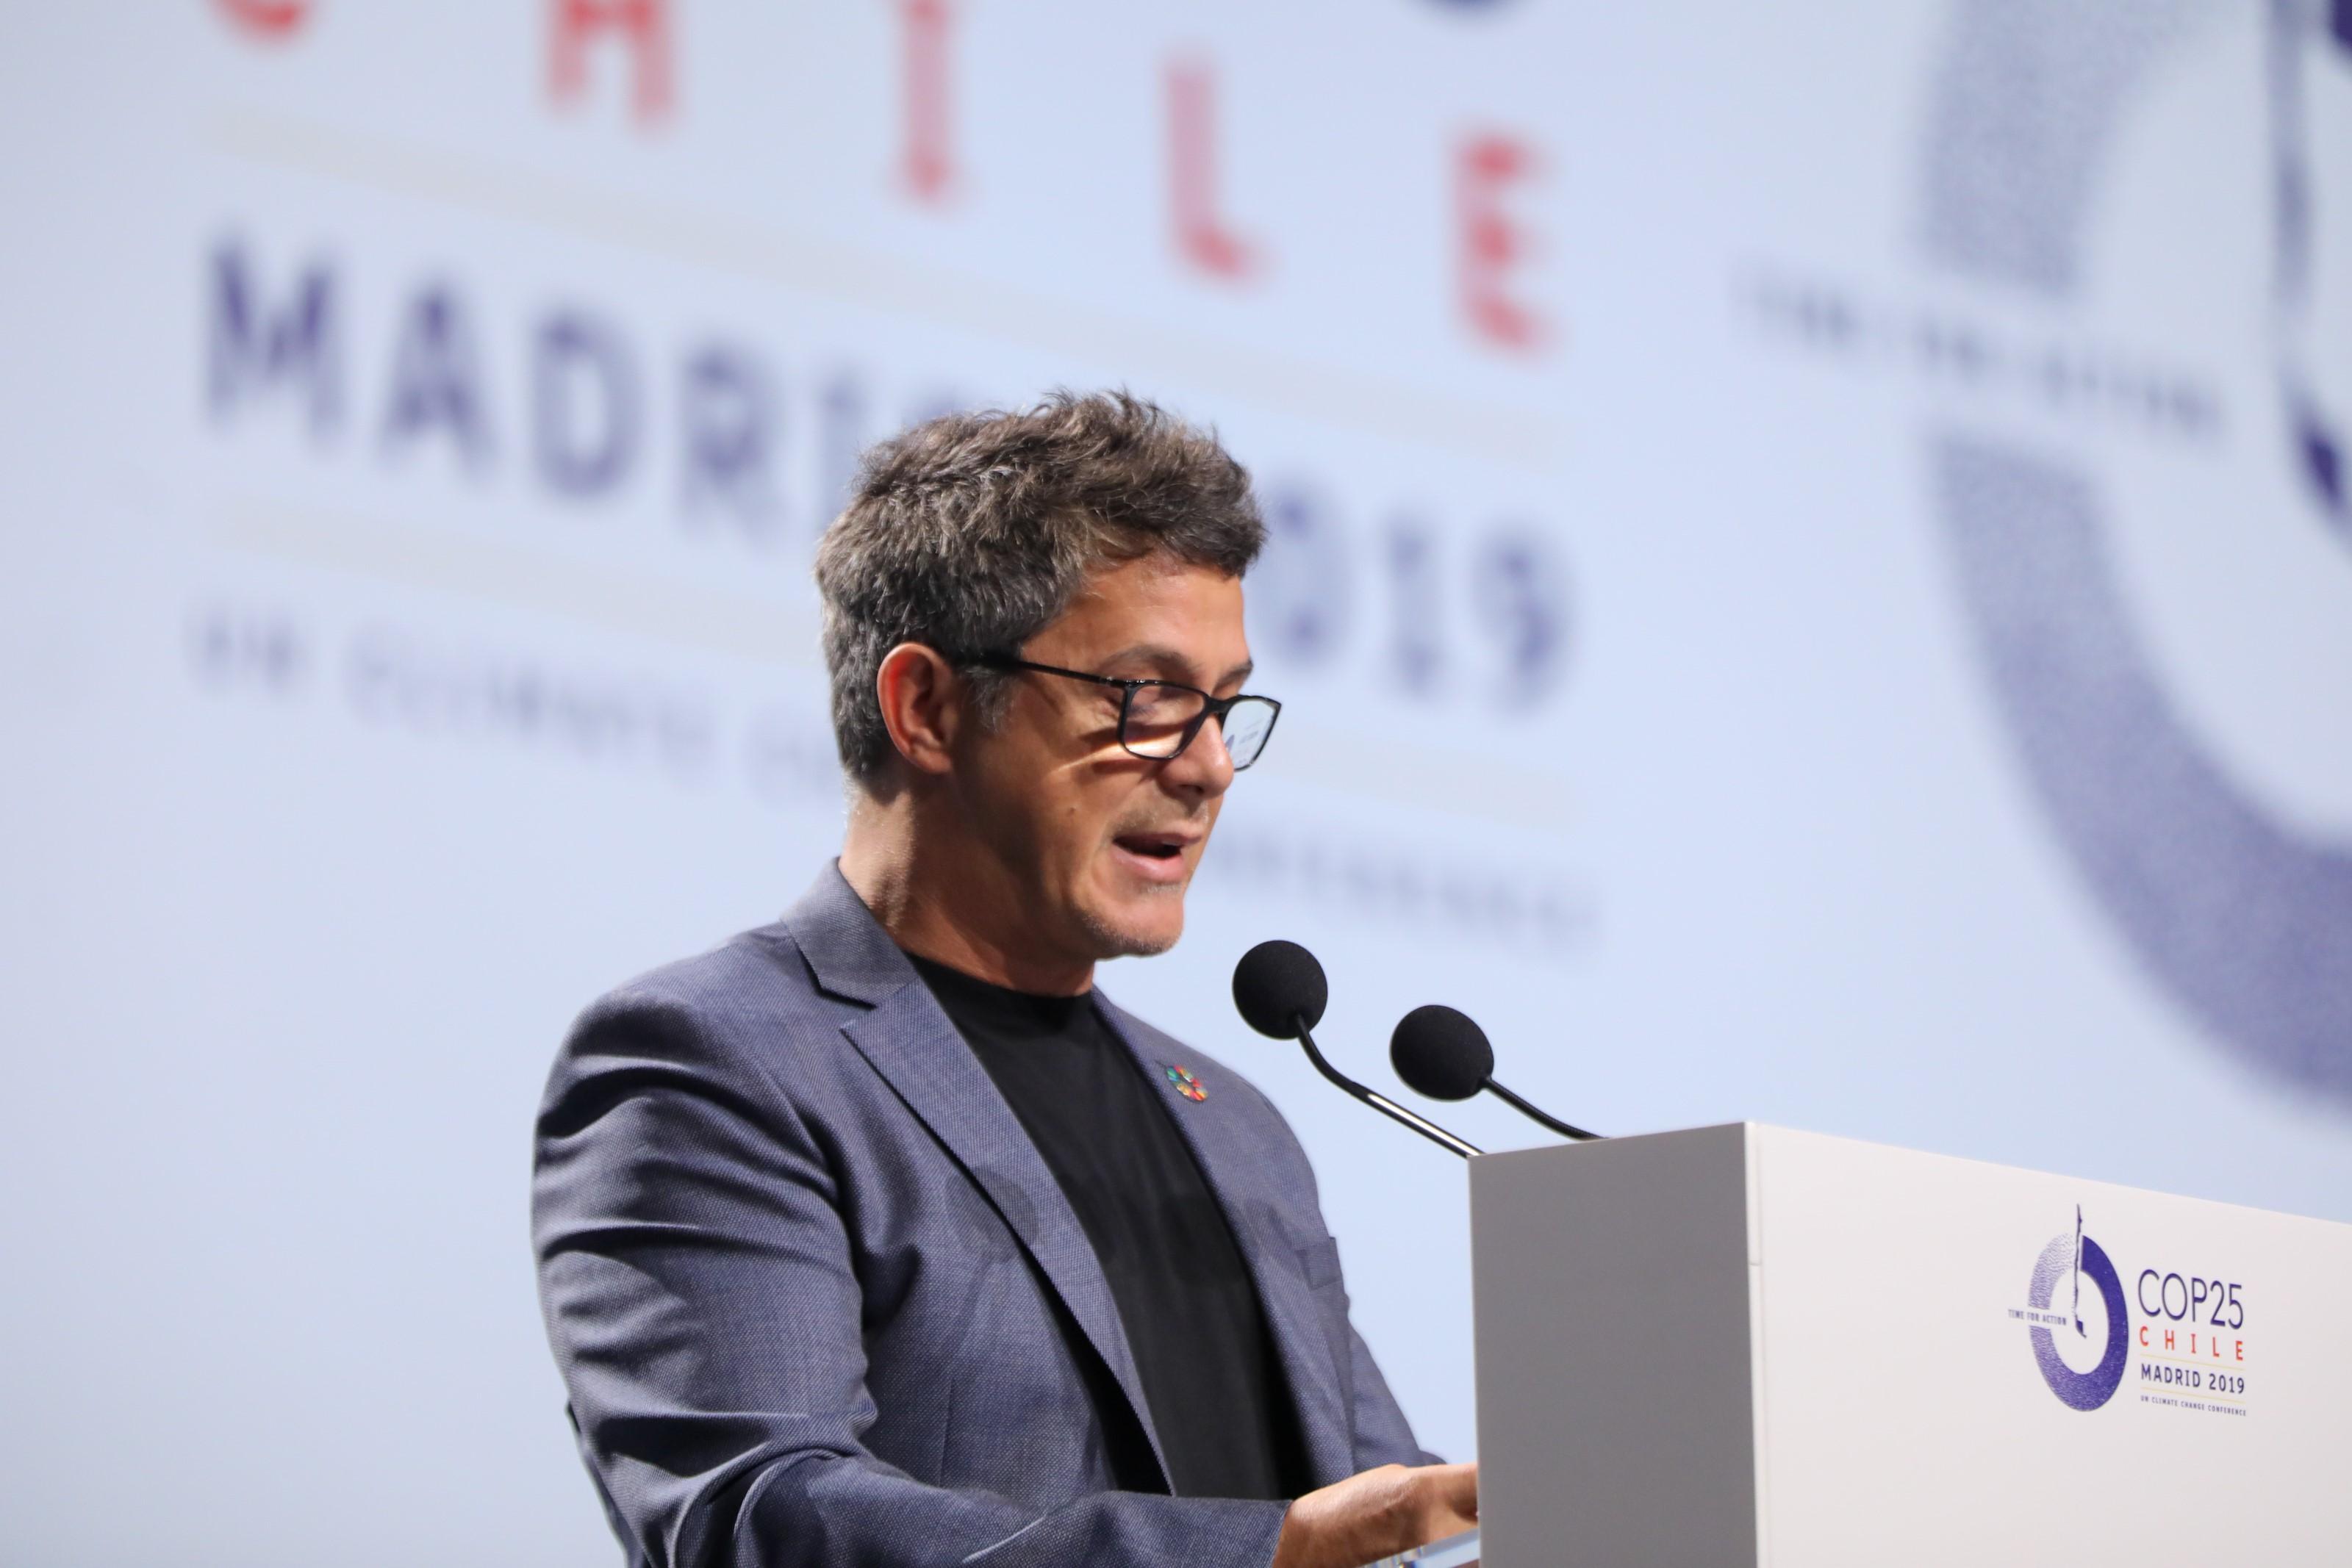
[
  {"xmin": 532, "ymin": 993, "xmax": 1289, "ymax": 1568},
  {"xmin": 1248, "ymin": 1092, "xmax": 1444, "ymax": 1473},
  {"xmin": 1343, "ymin": 1318, "xmax": 1444, "ymax": 1472}
]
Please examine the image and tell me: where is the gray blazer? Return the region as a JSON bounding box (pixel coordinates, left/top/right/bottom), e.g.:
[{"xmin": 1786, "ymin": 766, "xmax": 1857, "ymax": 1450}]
[{"xmin": 533, "ymin": 866, "xmax": 1435, "ymax": 1568}]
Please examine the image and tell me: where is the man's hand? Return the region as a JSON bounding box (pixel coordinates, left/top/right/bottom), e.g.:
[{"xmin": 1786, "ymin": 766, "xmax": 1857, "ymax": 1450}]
[{"xmin": 1271, "ymin": 1461, "xmax": 1479, "ymax": 1568}]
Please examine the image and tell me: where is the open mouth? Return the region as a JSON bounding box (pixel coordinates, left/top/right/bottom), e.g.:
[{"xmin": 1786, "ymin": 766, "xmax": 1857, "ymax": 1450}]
[
  {"xmin": 1114, "ymin": 833, "xmax": 1188, "ymax": 863},
  {"xmin": 1110, "ymin": 830, "xmax": 1198, "ymax": 883}
]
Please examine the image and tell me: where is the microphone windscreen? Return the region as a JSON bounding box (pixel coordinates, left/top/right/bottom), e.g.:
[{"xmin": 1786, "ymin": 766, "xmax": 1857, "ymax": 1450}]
[
  {"xmin": 1233, "ymin": 940, "xmax": 1328, "ymax": 1039},
  {"xmin": 1390, "ymin": 1004, "xmax": 1494, "ymax": 1101}
]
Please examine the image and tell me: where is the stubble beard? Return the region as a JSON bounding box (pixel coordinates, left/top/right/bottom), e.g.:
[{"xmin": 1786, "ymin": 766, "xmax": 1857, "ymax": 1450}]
[{"xmin": 1074, "ymin": 878, "xmax": 1187, "ymax": 960}]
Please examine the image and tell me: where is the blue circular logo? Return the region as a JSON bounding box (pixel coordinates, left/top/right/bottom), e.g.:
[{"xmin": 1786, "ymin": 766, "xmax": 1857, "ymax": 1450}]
[
  {"xmin": 2026, "ymin": 1230, "xmax": 2129, "ymax": 1411},
  {"xmin": 1922, "ymin": 1, "xmax": 2352, "ymax": 1106}
]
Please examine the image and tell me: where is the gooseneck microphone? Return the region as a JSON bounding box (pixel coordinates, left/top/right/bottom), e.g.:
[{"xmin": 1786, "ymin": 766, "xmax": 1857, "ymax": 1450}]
[
  {"xmin": 1390, "ymin": 1003, "xmax": 1603, "ymax": 1141},
  {"xmin": 1233, "ymin": 941, "xmax": 1484, "ymax": 1159}
]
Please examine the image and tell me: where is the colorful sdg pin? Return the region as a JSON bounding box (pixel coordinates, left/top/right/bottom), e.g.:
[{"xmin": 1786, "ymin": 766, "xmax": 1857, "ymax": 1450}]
[{"xmin": 1164, "ymin": 1065, "xmax": 1207, "ymax": 1102}]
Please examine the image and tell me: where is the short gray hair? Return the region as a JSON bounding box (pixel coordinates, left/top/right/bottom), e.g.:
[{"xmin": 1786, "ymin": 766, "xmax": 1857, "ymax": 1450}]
[{"xmin": 814, "ymin": 390, "xmax": 1265, "ymax": 784}]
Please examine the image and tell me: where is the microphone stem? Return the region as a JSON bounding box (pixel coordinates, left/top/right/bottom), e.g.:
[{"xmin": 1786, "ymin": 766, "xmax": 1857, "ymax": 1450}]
[
  {"xmin": 1485, "ymin": 1077, "xmax": 1601, "ymax": 1141},
  {"xmin": 1296, "ymin": 1020, "xmax": 1483, "ymax": 1159}
]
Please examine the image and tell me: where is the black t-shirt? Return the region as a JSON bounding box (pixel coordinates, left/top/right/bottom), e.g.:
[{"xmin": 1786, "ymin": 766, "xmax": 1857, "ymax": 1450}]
[{"xmin": 908, "ymin": 953, "xmax": 1313, "ymax": 1502}]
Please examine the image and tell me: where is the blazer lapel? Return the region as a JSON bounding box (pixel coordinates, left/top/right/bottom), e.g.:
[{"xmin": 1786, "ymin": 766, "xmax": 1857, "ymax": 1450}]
[
  {"xmin": 782, "ymin": 867, "xmax": 1174, "ymax": 1489},
  {"xmin": 1096, "ymin": 996, "xmax": 1358, "ymax": 1489}
]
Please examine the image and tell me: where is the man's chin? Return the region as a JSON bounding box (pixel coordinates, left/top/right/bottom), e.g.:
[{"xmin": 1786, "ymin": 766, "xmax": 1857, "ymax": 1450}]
[{"xmin": 1073, "ymin": 895, "xmax": 1186, "ymax": 960}]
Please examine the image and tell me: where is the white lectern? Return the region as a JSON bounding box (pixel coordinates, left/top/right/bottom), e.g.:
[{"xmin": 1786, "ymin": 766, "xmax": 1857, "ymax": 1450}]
[{"xmin": 1469, "ymin": 1123, "xmax": 2352, "ymax": 1567}]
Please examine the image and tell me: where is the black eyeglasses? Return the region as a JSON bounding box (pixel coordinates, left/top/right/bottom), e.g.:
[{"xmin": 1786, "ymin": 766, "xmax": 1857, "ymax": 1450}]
[{"xmin": 961, "ymin": 653, "xmax": 1282, "ymax": 769}]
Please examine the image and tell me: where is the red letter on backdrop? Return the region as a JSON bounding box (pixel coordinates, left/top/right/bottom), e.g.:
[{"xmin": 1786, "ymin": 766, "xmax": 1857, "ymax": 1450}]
[
  {"xmin": 548, "ymin": 0, "xmax": 673, "ymax": 124},
  {"xmin": 213, "ymin": 0, "xmax": 312, "ymax": 40},
  {"xmin": 1458, "ymin": 133, "xmax": 1544, "ymax": 351},
  {"xmin": 899, "ymin": 0, "xmax": 955, "ymax": 203},
  {"xmin": 1166, "ymin": 59, "xmax": 1257, "ymax": 281}
]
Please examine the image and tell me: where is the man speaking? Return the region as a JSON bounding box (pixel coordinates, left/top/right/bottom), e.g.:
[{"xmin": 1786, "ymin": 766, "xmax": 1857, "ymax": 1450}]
[{"xmin": 533, "ymin": 392, "xmax": 1476, "ymax": 1568}]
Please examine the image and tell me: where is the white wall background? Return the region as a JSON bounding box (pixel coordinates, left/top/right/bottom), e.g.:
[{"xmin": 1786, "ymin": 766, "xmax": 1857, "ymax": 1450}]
[{"xmin": 2, "ymin": 3, "xmax": 2347, "ymax": 1563}]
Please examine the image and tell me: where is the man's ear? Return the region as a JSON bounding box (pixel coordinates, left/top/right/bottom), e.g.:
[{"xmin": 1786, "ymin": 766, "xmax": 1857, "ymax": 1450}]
[{"xmin": 873, "ymin": 642, "xmax": 964, "ymax": 777}]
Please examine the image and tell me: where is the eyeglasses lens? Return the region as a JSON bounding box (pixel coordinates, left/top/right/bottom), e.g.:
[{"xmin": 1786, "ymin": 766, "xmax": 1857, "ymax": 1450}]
[
  {"xmin": 1219, "ymin": 699, "xmax": 1274, "ymax": 769},
  {"xmin": 1119, "ymin": 686, "xmax": 1274, "ymax": 768},
  {"xmin": 1121, "ymin": 685, "xmax": 1200, "ymax": 759}
]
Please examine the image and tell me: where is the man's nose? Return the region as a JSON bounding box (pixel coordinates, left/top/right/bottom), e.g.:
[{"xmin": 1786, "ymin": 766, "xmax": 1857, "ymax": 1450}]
[{"xmin": 1163, "ymin": 714, "xmax": 1237, "ymax": 796}]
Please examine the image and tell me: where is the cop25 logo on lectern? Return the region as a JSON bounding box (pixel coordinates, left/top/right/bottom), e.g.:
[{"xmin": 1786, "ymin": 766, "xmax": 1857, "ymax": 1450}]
[{"xmin": 2013, "ymin": 1206, "xmax": 2254, "ymax": 1416}]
